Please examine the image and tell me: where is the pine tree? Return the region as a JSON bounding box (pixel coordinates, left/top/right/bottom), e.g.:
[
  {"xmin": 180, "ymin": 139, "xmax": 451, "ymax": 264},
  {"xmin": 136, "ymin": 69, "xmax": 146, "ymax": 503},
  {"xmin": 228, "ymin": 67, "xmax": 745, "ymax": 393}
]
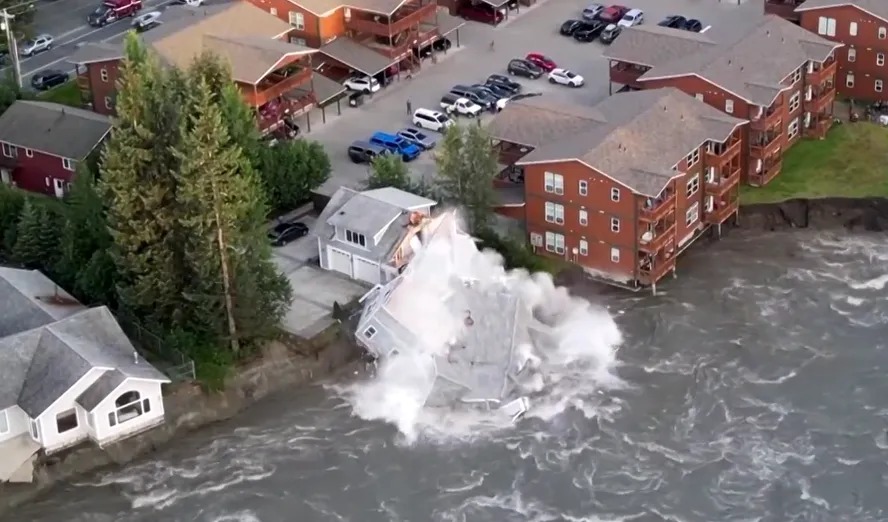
[
  {"xmin": 13, "ymin": 199, "xmax": 44, "ymax": 268},
  {"xmin": 367, "ymin": 153, "xmax": 410, "ymax": 191}
]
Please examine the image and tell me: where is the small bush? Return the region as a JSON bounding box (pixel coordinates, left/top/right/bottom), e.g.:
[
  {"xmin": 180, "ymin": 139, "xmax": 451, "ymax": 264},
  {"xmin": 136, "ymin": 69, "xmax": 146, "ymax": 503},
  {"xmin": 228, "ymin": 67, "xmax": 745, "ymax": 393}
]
[{"xmin": 474, "ymin": 228, "xmax": 550, "ymax": 273}]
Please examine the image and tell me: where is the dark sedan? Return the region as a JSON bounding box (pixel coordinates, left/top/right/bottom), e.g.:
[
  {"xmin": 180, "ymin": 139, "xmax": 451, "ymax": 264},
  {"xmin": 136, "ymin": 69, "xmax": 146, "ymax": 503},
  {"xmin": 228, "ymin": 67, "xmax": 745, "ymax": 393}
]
[
  {"xmin": 30, "ymin": 69, "xmax": 69, "ymax": 91},
  {"xmin": 683, "ymin": 18, "xmax": 704, "ymax": 32},
  {"xmin": 599, "ymin": 23, "xmax": 622, "ymax": 44},
  {"xmin": 507, "ymin": 58, "xmax": 543, "ymax": 79},
  {"xmin": 574, "ymin": 21, "xmax": 605, "ymax": 42},
  {"xmin": 486, "ymin": 74, "xmax": 521, "ymax": 94},
  {"xmin": 473, "ymin": 82, "xmax": 511, "ymax": 98},
  {"xmin": 268, "ymin": 221, "xmax": 309, "ymax": 247},
  {"xmin": 658, "ymin": 15, "xmax": 686, "ymax": 28},
  {"xmin": 560, "ymin": 19, "xmax": 585, "ymax": 36}
]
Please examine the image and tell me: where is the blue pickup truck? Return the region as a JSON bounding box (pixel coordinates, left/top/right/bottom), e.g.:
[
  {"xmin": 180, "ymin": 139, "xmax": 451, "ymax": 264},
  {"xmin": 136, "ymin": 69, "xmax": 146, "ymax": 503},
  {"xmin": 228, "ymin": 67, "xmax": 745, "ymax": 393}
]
[{"xmin": 369, "ymin": 132, "xmax": 421, "ymax": 161}]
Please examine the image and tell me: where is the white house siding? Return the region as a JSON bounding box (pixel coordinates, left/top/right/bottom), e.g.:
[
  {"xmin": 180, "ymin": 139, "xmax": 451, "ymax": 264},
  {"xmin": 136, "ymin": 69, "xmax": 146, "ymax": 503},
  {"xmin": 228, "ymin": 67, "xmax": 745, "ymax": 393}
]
[
  {"xmin": 38, "ymin": 367, "xmax": 108, "ymax": 454},
  {"xmin": 0, "ymin": 406, "xmax": 29, "ymax": 444},
  {"xmin": 91, "ymin": 378, "xmax": 165, "ymax": 447},
  {"xmin": 353, "ymin": 256, "xmax": 381, "ymax": 285},
  {"xmin": 326, "ymin": 245, "xmax": 353, "ymax": 277}
]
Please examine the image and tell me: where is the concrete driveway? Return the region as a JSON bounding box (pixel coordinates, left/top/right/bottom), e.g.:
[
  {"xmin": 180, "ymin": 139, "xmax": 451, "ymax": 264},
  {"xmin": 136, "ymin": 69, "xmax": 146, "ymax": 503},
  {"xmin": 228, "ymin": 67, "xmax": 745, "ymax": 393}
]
[{"xmin": 308, "ymin": 0, "xmax": 763, "ymax": 196}]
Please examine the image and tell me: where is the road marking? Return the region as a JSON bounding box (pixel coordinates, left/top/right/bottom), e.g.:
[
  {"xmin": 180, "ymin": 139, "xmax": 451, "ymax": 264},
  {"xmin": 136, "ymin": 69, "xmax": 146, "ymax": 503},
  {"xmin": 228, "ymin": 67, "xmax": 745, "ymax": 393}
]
[{"xmin": 700, "ymin": 25, "xmax": 712, "ymax": 33}]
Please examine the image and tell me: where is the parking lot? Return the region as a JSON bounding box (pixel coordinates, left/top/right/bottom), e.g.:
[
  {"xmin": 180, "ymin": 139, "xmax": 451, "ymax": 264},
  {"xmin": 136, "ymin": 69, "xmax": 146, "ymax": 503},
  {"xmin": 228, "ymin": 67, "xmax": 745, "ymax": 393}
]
[{"xmin": 309, "ymin": 0, "xmax": 763, "ymax": 196}]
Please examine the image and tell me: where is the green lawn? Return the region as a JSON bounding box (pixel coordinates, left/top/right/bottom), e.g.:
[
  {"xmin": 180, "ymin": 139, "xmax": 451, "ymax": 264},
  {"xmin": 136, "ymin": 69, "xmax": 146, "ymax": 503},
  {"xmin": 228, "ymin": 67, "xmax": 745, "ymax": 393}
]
[
  {"xmin": 740, "ymin": 123, "xmax": 888, "ymax": 204},
  {"xmin": 36, "ymin": 80, "xmax": 83, "ymax": 108}
]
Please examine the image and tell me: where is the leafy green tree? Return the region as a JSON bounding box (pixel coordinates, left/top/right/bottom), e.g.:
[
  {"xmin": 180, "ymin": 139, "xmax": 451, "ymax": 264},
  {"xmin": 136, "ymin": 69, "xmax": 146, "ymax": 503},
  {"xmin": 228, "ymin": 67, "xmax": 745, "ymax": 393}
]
[
  {"xmin": 0, "ymin": 184, "xmax": 25, "ymax": 256},
  {"xmin": 13, "ymin": 199, "xmax": 58, "ymax": 269},
  {"xmin": 435, "ymin": 124, "xmax": 497, "ymax": 232},
  {"xmin": 367, "ymin": 153, "xmax": 410, "ymax": 190},
  {"xmin": 256, "ymin": 140, "xmax": 330, "ymax": 212}
]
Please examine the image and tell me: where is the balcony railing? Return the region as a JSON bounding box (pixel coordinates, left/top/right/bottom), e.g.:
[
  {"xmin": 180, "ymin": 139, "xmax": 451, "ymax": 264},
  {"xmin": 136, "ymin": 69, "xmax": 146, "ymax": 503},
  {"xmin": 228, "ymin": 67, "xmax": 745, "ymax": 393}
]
[
  {"xmin": 750, "ymin": 103, "xmax": 783, "ymax": 132},
  {"xmin": 763, "ymin": 0, "xmax": 803, "ymax": 21},
  {"xmin": 804, "ymin": 113, "xmax": 833, "ymax": 139},
  {"xmin": 807, "ymin": 58, "xmax": 837, "ymax": 86},
  {"xmin": 749, "ymin": 158, "xmax": 783, "ymax": 187},
  {"xmin": 704, "ymin": 136, "xmax": 741, "ymax": 168},
  {"xmin": 609, "ymin": 61, "xmax": 649, "ymax": 88},
  {"xmin": 750, "ymin": 130, "xmax": 783, "ymax": 159},
  {"xmin": 242, "ymin": 66, "xmax": 312, "ymax": 108},
  {"xmin": 804, "ymin": 85, "xmax": 835, "ymax": 114},
  {"xmin": 638, "ymin": 222, "xmax": 675, "ymax": 254},
  {"xmin": 346, "ymin": 2, "xmax": 437, "ymax": 38},
  {"xmin": 704, "ymin": 166, "xmax": 741, "ymax": 198},
  {"xmin": 639, "ymin": 190, "xmax": 676, "ymax": 222},
  {"xmin": 638, "ymin": 253, "xmax": 675, "ymax": 285},
  {"xmin": 704, "ymin": 197, "xmax": 739, "ymax": 225}
]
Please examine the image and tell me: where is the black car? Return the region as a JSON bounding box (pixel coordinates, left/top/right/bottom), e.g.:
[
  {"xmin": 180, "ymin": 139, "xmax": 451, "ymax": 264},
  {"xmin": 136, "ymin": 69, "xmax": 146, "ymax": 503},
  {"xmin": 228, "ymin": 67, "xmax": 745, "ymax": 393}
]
[
  {"xmin": 347, "ymin": 140, "xmax": 389, "ymax": 164},
  {"xmin": 268, "ymin": 221, "xmax": 309, "ymax": 247},
  {"xmin": 87, "ymin": 5, "xmax": 118, "ymax": 27},
  {"xmin": 30, "ymin": 70, "xmax": 69, "ymax": 91},
  {"xmin": 560, "ymin": 19, "xmax": 584, "ymax": 36},
  {"xmin": 683, "ymin": 19, "xmax": 703, "ymax": 32},
  {"xmin": 599, "ymin": 23, "xmax": 622, "ymax": 44},
  {"xmin": 507, "ymin": 58, "xmax": 543, "ymax": 79},
  {"xmin": 486, "ymin": 74, "xmax": 521, "ymax": 94},
  {"xmin": 574, "ymin": 21, "xmax": 605, "ymax": 42},
  {"xmin": 449, "ymin": 85, "xmax": 494, "ymax": 110},
  {"xmin": 658, "ymin": 15, "xmax": 686, "ymax": 28},
  {"xmin": 473, "ymin": 82, "xmax": 511, "ymax": 98}
]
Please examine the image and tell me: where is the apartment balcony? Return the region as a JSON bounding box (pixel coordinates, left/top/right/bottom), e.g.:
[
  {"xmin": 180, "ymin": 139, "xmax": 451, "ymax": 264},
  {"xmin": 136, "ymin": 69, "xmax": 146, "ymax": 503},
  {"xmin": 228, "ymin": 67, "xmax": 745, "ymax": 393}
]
[
  {"xmin": 804, "ymin": 84, "xmax": 835, "ymax": 114},
  {"xmin": 638, "ymin": 253, "xmax": 675, "ymax": 286},
  {"xmin": 362, "ymin": 27, "xmax": 436, "ymax": 59},
  {"xmin": 750, "ymin": 130, "xmax": 783, "ymax": 159},
  {"xmin": 749, "ymin": 103, "xmax": 783, "ymax": 132},
  {"xmin": 638, "ymin": 222, "xmax": 675, "ymax": 254},
  {"xmin": 763, "ymin": 0, "xmax": 803, "ymax": 22},
  {"xmin": 748, "ymin": 157, "xmax": 783, "ymax": 187},
  {"xmin": 242, "ymin": 66, "xmax": 312, "ymax": 108},
  {"xmin": 608, "ymin": 61, "xmax": 650, "ymax": 89},
  {"xmin": 346, "ymin": 2, "xmax": 437, "ymax": 38},
  {"xmin": 806, "ymin": 58, "xmax": 837, "ymax": 86},
  {"xmin": 638, "ymin": 189, "xmax": 676, "ymax": 223},
  {"xmin": 804, "ymin": 113, "xmax": 833, "ymax": 139},
  {"xmin": 703, "ymin": 196, "xmax": 739, "ymax": 225},
  {"xmin": 704, "ymin": 165, "xmax": 741, "ymax": 198},
  {"xmin": 704, "ymin": 136, "xmax": 742, "ymax": 169}
]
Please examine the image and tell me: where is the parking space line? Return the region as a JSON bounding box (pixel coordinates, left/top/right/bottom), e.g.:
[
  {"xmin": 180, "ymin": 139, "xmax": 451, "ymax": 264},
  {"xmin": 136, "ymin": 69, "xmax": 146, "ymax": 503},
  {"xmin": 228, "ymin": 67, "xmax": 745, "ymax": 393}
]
[{"xmin": 700, "ymin": 25, "xmax": 712, "ymax": 33}]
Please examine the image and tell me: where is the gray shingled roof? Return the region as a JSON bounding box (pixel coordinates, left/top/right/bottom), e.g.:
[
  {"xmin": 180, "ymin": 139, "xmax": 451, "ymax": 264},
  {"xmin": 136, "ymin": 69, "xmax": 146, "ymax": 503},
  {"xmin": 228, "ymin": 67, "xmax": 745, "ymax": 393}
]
[
  {"xmin": 67, "ymin": 42, "xmax": 123, "ymax": 65},
  {"xmin": 311, "ymin": 73, "xmax": 347, "ymax": 105},
  {"xmin": 602, "ymin": 25, "xmax": 715, "ymax": 67},
  {"xmin": 795, "ymin": 0, "xmax": 888, "ymax": 21},
  {"xmin": 0, "ymin": 101, "xmax": 111, "ymax": 159},
  {"xmin": 319, "ymin": 37, "xmax": 394, "ymax": 76},
  {"xmin": 0, "ymin": 267, "xmax": 85, "ymax": 339},
  {"xmin": 76, "ymin": 369, "xmax": 126, "ymax": 412},
  {"xmin": 489, "ymin": 88, "xmax": 744, "ymax": 197},
  {"xmin": 362, "ymin": 187, "xmax": 436, "ymax": 210},
  {"xmin": 287, "ymin": 0, "xmax": 410, "ymax": 16}
]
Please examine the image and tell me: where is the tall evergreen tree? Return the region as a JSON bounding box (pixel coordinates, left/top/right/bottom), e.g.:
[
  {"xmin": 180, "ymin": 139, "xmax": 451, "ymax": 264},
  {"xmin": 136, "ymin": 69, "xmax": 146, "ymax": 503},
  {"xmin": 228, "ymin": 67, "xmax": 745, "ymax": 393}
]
[
  {"xmin": 13, "ymin": 199, "xmax": 58, "ymax": 269},
  {"xmin": 435, "ymin": 124, "xmax": 496, "ymax": 232},
  {"xmin": 367, "ymin": 153, "xmax": 410, "ymax": 191}
]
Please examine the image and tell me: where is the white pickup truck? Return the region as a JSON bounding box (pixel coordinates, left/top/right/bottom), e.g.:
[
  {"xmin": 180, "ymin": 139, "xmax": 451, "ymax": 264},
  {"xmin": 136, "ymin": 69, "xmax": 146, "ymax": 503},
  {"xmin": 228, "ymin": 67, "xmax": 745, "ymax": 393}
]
[{"xmin": 440, "ymin": 94, "xmax": 482, "ymax": 118}]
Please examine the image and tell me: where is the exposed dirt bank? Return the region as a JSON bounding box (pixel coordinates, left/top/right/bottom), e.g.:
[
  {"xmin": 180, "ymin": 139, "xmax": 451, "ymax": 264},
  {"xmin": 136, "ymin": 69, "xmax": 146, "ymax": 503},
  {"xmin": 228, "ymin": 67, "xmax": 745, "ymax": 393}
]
[{"xmin": 739, "ymin": 197, "xmax": 888, "ymax": 232}]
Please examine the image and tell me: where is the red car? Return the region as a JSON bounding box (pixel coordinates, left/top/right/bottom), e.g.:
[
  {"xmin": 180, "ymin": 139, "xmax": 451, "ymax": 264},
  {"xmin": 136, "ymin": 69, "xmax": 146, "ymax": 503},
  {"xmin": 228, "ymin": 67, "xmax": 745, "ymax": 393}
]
[
  {"xmin": 525, "ymin": 53, "xmax": 557, "ymax": 72},
  {"xmin": 458, "ymin": 4, "xmax": 504, "ymax": 24},
  {"xmin": 598, "ymin": 5, "xmax": 629, "ymax": 23}
]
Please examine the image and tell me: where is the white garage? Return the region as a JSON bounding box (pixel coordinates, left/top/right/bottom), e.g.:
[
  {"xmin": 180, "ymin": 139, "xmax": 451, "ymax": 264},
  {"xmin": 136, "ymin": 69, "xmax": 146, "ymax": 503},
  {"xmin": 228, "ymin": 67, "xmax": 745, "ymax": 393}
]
[
  {"xmin": 326, "ymin": 246, "xmax": 352, "ymax": 277},
  {"xmin": 353, "ymin": 256, "xmax": 381, "ymax": 285}
]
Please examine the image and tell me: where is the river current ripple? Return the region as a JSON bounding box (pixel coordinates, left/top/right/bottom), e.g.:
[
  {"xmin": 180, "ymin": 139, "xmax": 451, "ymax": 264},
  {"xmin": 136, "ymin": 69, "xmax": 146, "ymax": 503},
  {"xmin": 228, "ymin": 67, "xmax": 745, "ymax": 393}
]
[{"xmin": 10, "ymin": 230, "xmax": 888, "ymax": 522}]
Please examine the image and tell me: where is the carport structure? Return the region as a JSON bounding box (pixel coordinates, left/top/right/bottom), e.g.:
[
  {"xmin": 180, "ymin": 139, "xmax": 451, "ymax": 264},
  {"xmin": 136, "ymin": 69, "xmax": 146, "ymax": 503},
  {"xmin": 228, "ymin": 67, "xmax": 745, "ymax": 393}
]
[{"xmin": 318, "ymin": 37, "xmax": 398, "ymax": 81}]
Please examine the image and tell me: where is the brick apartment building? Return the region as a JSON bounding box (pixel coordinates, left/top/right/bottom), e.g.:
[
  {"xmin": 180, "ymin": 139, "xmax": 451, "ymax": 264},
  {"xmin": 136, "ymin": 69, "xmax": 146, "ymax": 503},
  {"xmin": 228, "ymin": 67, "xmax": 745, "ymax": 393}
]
[
  {"xmin": 488, "ymin": 88, "xmax": 745, "ymax": 292},
  {"xmin": 603, "ymin": 15, "xmax": 842, "ymax": 187}
]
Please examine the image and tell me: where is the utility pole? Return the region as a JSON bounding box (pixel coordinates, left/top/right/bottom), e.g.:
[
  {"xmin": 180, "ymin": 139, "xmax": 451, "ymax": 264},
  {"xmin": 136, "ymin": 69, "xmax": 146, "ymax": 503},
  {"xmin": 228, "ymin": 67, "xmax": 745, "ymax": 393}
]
[
  {"xmin": 0, "ymin": 10, "xmax": 20, "ymax": 89},
  {"xmin": 210, "ymin": 178, "xmax": 240, "ymax": 356}
]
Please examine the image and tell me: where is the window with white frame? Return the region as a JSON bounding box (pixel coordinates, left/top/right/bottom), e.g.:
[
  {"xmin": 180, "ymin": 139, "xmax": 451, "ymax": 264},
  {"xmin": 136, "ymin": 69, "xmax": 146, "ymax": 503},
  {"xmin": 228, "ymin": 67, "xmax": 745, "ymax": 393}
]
[
  {"xmin": 62, "ymin": 158, "xmax": 75, "ymax": 171},
  {"xmin": 530, "ymin": 232, "xmax": 543, "ymax": 247},
  {"xmin": 788, "ymin": 117, "xmax": 800, "ymax": 139},
  {"xmin": 817, "ymin": 17, "xmax": 836, "ymax": 37},
  {"xmin": 108, "ymin": 391, "xmax": 151, "ymax": 427},
  {"xmin": 345, "ymin": 229, "xmax": 366, "ymax": 247},
  {"xmin": 724, "ymin": 99, "xmax": 734, "ymax": 113},
  {"xmin": 877, "ymin": 80, "xmax": 884, "ymax": 93},
  {"xmin": 290, "ymin": 11, "xmax": 305, "ymax": 30},
  {"xmin": 792, "ymin": 68, "xmax": 802, "ymax": 84},
  {"xmin": 880, "ymin": 27, "xmax": 887, "ymax": 40},
  {"xmin": 0, "ymin": 409, "xmax": 7, "ymax": 434},
  {"xmin": 545, "ymin": 231, "xmax": 565, "ymax": 254},
  {"xmin": 100, "ymin": 68, "xmax": 109, "ymax": 82},
  {"xmin": 579, "ymin": 240, "xmax": 588, "ymax": 256},
  {"xmin": 695, "ymin": 93, "xmax": 704, "ymax": 101},
  {"xmin": 56, "ymin": 409, "xmax": 78, "ymax": 433},
  {"xmin": 878, "ymin": 53, "xmax": 886, "ymax": 67},
  {"xmin": 104, "ymin": 96, "xmax": 113, "ymax": 110},
  {"xmin": 849, "ymin": 22, "xmax": 858, "ymax": 36},
  {"xmin": 544, "ymin": 171, "xmax": 564, "ymax": 194},
  {"xmin": 24, "ymin": 148, "xmax": 32, "ymax": 158},
  {"xmin": 685, "ymin": 202, "xmax": 699, "ymax": 226},
  {"xmin": 1, "ymin": 143, "xmax": 16, "ymax": 158},
  {"xmin": 578, "ymin": 180, "xmax": 588, "ymax": 196},
  {"xmin": 610, "ymin": 247, "xmax": 620, "ymax": 263},
  {"xmin": 610, "ymin": 217, "xmax": 620, "ymax": 233},
  {"xmin": 545, "ymin": 202, "xmax": 565, "ymax": 224},
  {"xmin": 846, "ymin": 72, "xmax": 855, "ymax": 88},
  {"xmin": 579, "ymin": 209, "xmax": 588, "ymax": 226},
  {"xmin": 848, "ymin": 47, "xmax": 856, "ymax": 62},
  {"xmin": 686, "ymin": 173, "xmax": 700, "ymax": 198},
  {"xmin": 685, "ymin": 148, "xmax": 700, "ymax": 168},
  {"xmin": 610, "ymin": 187, "xmax": 620, "ymax": 201},
  {"xmin": 363, "ymin": 326, "xmax": 376, "ymax": 339},
  {"xmin": 270, "ymin": 7, "xmax": 277, "ymax": 15},
  {"xmin": 789, "ymin": 91, "xmax": 800, "ymax": 112}
]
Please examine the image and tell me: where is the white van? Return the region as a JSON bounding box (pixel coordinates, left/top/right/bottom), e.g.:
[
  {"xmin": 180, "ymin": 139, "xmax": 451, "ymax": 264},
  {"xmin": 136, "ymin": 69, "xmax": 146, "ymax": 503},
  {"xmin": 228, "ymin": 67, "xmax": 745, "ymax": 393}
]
[{"xmin": 412, "ymin": 108, "xmax": 454, "ymax": 132}]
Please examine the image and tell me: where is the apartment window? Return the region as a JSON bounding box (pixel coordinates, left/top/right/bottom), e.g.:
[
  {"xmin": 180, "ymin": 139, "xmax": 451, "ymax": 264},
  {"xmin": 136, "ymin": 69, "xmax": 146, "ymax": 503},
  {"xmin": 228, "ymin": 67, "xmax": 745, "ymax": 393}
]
[
  {"xmin": 56, "ymin": 409, "xmax": 78, "ymax": 433},
  {"xmin": 848, "ymin": 48, "xmax": 856, "ymax": 62},
  {"xmin": 24, "ymin": 148, "xmax": 32, "ymax": 158},
  {"xmin": 817, "ymin": 17, "xmax": 836, "ymax": 37},
  {"xmin": 1, "ymin": 143, "xmax": 16, "ymax": 158},
  {"xmin": 695, "ymin": 93, "xmax": 704, "ymax": 101},
  {"xmin": 578, "ymin": 180, "xmax": 588, "ymax": 196},
  {"xmin": 269, "ymin": 7, "xmax": 277, "ymax": 15},
  {"xmin": 724, "ymin": 99, "xmax": 734, "ymax": 113},
  {"xmin": 880, "ymin": 27, "xmax": 887, "ymax": 40},
  {"xmin": 877, "ymin": 80, "xmax": 884, "ymax": 93},
  {"xmin": 792, "ymin": 68, "xmax": 802, "ymax": 84},
  {"xmin": 579, "ymin": 209, "xmax": 588, "ymax": 226},
  {"xmin": 685, "ymin": 148, "xmax": 700, "ymax": 168},
  {"xmin": 789, "ymin": 92, "xmax": 800, "ymax": 112},
  {"xmin": 545, "ymin": 202, "xmax": 565, "ymax": 224},
  {"xmin": 579, "ymin": 240, "xmax": 588, "ymax": 256},
  {"xmin": 62, "ymin": 158, "xmax": 75, "ymax": 171},
  {"xmin": 530, "ymin": 232, "xmax": 543, "ymax": 247},
  {"xmin": 878, "ymin": 53, "xmax": 886, "ymax": 67},
  {"xmin": 705, "ymin": 167, "xmax": 716, "ymax": 184},
  {"xmin": 846, "ymin": 72, "xmax": 855, "ymax": 88},
  {"xmin": 610, "ymin": 247, "xmax": 620, "ymax": 263},
  {"xmin": 610, "ymin": 187, "xmax": 620, "ymax": 201},
  {"xmin": 610, "ymin": 217, "xmax": 620, "ymax": 233},
  {"xmin": 849, "ymin": 22, "xmax": 858, "ymax": 36},
  {"xmin": 788, "ymin": 117, "xmax": 800, "ymax": 139},
  {"xmin": 685, "ymin": 202, "xmax": 699, "ymax": 226},
  {"xmin": 544, "ymin": 171, "xmax": 564, "ymax": 194},
  {"xmin": 686, "ymin": 173, "xmax": 700, "ymax": 198},
  {"xmin": 104, "ymin": 96, "xmax": 113, "ymax": 110},
  {"xmin": 290, "ymin": 11, "xmax": 305, "ymax": 30},
  {"xmin": 0, "ymin": 410, "xmax": 7, "ymax": 434},
  {"xmin": 545, "ymin": 231, "xmax": 565, "ymax": 254},
  {"xmin": 108, "ymin": 391, "xmax": 149, "ymax": 427},
  {"xmin": 345, "ymin": 229, "xmax": 366, "ymax": 247},
  {"xmin": 100, "ymin": 68, "xmax": 109, "ymax": 82},
  {"xmin": 363, "ymin": 326, "xmax": 377, "ymax": 339}
]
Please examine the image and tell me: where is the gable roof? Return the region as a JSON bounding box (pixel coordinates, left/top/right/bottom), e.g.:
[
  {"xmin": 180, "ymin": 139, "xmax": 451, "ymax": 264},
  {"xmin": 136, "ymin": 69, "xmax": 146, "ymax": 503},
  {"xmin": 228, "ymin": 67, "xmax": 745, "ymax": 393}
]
[
  {"xmin": 489, "ymin": 88, "xmax": 744, "ymax": 197},
  {"xmin": 67, "ymin": 42, "xmax": 123, "ymax": 65},
  {"xmin": 604, "ymin": 15, "xmax": 843, "ymax": 107},
  {"xmin": 289, "ymin": 0, "xmax": 410, "ymax": 16},
  {"xmin": 0, "ymin": 267, "xmax": 85, "ymax": 338},
  {"xmin": 795, "ymin": 0, "xmax": 888, "ymax": 21},
  {"xmin": 361, "ymin": 187, "xmax": 436, "ymax": 210},
  {"xmin": 0, "ymin": 101, "xmax": 111, "ymax": 159}
]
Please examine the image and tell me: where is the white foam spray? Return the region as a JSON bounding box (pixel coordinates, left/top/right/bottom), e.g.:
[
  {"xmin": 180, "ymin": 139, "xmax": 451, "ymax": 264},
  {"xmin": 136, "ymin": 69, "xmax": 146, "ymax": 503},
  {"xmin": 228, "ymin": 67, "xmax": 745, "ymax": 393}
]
[{"xmin": 334, "ymin": 211, "xmax": 625, "ymax": 443}]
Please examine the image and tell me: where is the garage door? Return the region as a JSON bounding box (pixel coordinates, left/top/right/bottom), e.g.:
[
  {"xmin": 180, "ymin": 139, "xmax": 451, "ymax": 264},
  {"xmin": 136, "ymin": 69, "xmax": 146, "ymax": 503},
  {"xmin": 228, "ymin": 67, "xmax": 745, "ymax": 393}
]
[
  {"xmin": 327, "ymin": 246, "xmax": 352, "ymax": 277},
  {"xmin": 353, "ymin": 256, "xmax": 381, "ymax": 285}
]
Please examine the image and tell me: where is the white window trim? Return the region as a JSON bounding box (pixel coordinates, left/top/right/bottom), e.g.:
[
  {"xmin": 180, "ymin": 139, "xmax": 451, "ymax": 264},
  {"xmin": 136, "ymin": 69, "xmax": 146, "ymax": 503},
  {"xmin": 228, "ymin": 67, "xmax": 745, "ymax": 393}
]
[
  {"xmin": 788, "ymin": 117, "xmax": 800, "ymax": 139},
  {"xmin": 846, "ymin": 73, "xmax": 855, "ymax": 88},
  {"xmin": 544, "ymin": 231, "xmax": 565, "ymax": 254},
  {"xmin": 610, "ymin": 187, "xmax": 620, "ymax": 202},
  {"xmin": 290, "ymin": 11, "xmax": 305, "ymax": 30},
  {"xmin": 610, "ymin": 247, "xmax": 620, "ymax": 263},
  {"xmin": 104, "ymin": 96, "xmax": 113, "ymax": 110},
  {"xmin": 789, "ymin": 92, "xmax": 800, "ymax": 112},
  {"xmin": 685, "ymin": 149, "xmax": 700, "ymax": 168},
  {"xmin": 363, "ymin": 326, "xmax": 376, "ymax": 339},
  {"xmin": 686, "ymin": 174, "xmax": 700, "ymax": 198},
  {"xmin": 544, "ymin": 202, "xmax": 565, "ymax": 224},
  {"xmin": 100, "ymin": 68, "xmax": 109, "ymax": 82},
  {"xmin": 849, "ymin": 22, "xmax": 858, "ymax": 37},
  {"xmin": 817, "ymin": 17, "xmax": 836, "ymax": 37},
  {"xmin": 685, "ymin": 202, "xmax": 699, "ymax": 226},
  {"xmin": 578, "ymin": 180, "xmax": 588, "ymax": 196},
  {"xmin": 579, "ymin": 240, "xmax": 588, "ymax": 256},
  {"xmin": 876, "ymin": 80, "xmax": 884, "ymax": 93},
  {"xmin": 24, "ymin": 148, "xmax": 32, "ymax": 158},
  {"xmin": 1, "ymin": 143, "xmax": 16, "ymax": 158},
  {"xmin": 610, "ymin": 217, "xmax": 620, "ymax": 233},
  {"xmin": 880, "ymin": 27, "xmax": 887, "ymax": 40},
  {"xmin": 878, "ymin": 53, "xmax": 886, "ymax": 67},
  {"xmin": 270, "ymin": 7, "xmax": 277, "ymax": 15},
  {"xmin": 345, "ymin": 229, "xmax": 367, "ymax": 247},
  {"xmin": 544, "ymin": 172, "xmax": 564, "ymax": 195},
  {"xmin": 62, "ymin": 158, "xmax": 75, "ymax": 171},
  {"xmin": 579, "ymin": 209, "xmax": 588, "ymax": 226},
  {"xmin": 108, "ymin": 396, "xmax": 150, "ymax": 427},
  {"xmin": 848, "ymin": 47, "xmax": 856, "ymax": 62},
  {"xmin": 725, "ymin": 99, "xmax": 734, "ymax": 114}
]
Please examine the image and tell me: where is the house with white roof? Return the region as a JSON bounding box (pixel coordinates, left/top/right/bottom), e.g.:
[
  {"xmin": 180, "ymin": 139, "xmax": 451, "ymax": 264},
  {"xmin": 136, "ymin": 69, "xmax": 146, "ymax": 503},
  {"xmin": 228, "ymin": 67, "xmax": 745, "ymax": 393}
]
[{"xmin": 0, "ymin": 267, "xmax": 170, "ymax": 483}]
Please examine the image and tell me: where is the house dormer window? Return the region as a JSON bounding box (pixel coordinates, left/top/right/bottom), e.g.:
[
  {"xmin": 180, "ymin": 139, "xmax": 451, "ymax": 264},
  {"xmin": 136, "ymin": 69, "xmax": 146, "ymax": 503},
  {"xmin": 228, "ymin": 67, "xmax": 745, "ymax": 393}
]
[
  {"xmin": 62, "ymin": 158, "xmax": 75, "ymax": 171},
  {"xmin": 345, "ymin": 230, "xmax": 366, "ymax": 247},
  {"xmin": 2, "ymin": 143, "xmax": 16, "ymax": 158}
]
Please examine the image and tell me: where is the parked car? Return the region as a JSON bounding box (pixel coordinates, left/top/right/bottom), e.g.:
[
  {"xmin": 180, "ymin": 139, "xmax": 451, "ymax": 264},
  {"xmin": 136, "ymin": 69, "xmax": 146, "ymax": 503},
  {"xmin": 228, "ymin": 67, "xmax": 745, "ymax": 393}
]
[
  {"xmin": 525, "ymin": 53, "xmax": 557, "ymax": 72},
  {"xmin": 617, "ymin": 8, "xmax": 644, "ymax": 28},
  {"xmin": 658, "ymin": 15, "xmax": 686, "ymax": 28},
  {"xmin": 343, "ymin": 75, "xmax": 380, "ymax": 94},
  {"xmin": 440, "ymin": 94, "xmax": 482, "ymax": 117},
  {"xmin": 348, "ymin": 140, "xmax": 390, "ymax": 164},
  {"xmin": 412, "ymin": 108, "xmax": 453, "ymax": 132},
  {"xmin": 683, "ymin": 18, "xmax": 703, "ymax": 32},
  {"xmin": 458, "ymin": 4, "xmax": 503, "ymax": 24},
  {"xmin": 30, "ymin": 69, "xmax": 68, "ymax": 91},
  {"xmin": 449, "ymin": 85, "xmax": 494, "ymax": 111},
  {"xmin": 598, "ymin": 5, "xmax": 628, "ymax": 24},
  {"xmin": 582, "ymin": 3, "xmax": 605, "ymax": 21},
  {"xmin": 19, "ymin": 34, "xmax": 53, "ymax": 57},
  {"xmin": 574, "ymin": 21, "xmax": 605, "ymax": 42},
  {"xmin": 397, "ymin": 128, "xmax": 436, "ymax": 150},
  {"xmin": 599, "ymin": 23, "xmax": 622, "ymax": 44},
  {"xmin": 474, "ymin": 82, "xmax": 511, "ymax": 99},
  {"xmin": 560, "ymin": 20, "xmax": 585, "ymax": 36},
  {"xmin": 132, "ymin": 10, "xmax": 161, "ymax": 31},
  {"xmin": 470, "ymin": 84, "xmax": 508, "ymax": 104},
  {"xmin": 486, "ymin": 74, "xmax": 521, "ymax": 94},
  {"xmin": 507, "ymin": 59, "xmax": 543, "ymax": 79},
  {"xmin": 268, "ymin": 221, "xmax": 309, "ymax": 247},
  {"xmin": 370, "ymin": 131, "xmax": 421, "ymax": 161},
  {"xmin": 548, "ymin": 68, "xmax": 584, "ymax": 87}
]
